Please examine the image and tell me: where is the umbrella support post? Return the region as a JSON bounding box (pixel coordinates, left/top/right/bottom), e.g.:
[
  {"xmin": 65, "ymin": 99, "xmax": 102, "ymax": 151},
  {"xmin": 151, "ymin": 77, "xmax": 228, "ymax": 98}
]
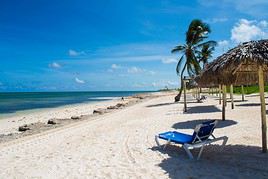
[
  {"xmin": 258, "ymin": 66, "xmax": 267, "ymax": 153},
  {"xmin": 222, "ymin": 85, "xmax": 226, "ymax": 121},
  {"xmin": 225, "ymin": 86, "xmax": 227, "ymax": 107},
  {"xmin": 219, "ymin": 85, "xmax": 222, "ymax": 105},
  {"xmin": 198, "ymin": 88, "xmax": 201, "ymax": 100},
  {"xmin": 230, "ymin": 84, "xmax": 234, "ymax": 109},
  {"xmin": 183, "ymin": 80, "xmax": 187, "ymax": 112},
  {"xmin": 241, "ymin": 85, "xmax": 245, "ymax": 101}
]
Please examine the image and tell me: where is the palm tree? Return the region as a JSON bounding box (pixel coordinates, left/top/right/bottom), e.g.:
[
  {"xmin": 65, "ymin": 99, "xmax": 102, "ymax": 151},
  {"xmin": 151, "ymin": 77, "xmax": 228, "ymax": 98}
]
[
  {"xmin": 198, "ymin": 44, "xmax": 215, "ymax": 69},
  {"xmin": 172, "ymin": 19, "xmax": 216, "ymax": 102}
]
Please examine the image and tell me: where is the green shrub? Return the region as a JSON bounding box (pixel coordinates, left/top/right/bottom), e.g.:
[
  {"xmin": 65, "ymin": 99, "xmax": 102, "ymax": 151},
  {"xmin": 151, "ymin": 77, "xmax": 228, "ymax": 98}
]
[{"xmin": 226, "ymin": 85, "xmax": 268, "ymax": 94}]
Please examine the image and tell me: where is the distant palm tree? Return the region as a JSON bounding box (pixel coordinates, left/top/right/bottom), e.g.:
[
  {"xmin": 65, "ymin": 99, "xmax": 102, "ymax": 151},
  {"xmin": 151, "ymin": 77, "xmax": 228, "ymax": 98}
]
[{"xmin": 172, "ymin": 19, "xmax": 216, "ymax": 102}]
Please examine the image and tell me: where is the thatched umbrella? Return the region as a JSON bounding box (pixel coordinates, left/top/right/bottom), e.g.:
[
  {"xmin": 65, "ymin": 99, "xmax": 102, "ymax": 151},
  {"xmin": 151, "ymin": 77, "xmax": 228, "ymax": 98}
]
[{"xmin": 197, "ymin": 39, "xmax": 268, "ymax": 153}]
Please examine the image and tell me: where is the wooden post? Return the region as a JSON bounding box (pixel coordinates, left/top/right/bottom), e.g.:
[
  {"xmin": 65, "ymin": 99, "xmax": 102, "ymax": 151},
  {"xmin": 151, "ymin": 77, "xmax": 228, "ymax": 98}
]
[
  {"xmin": 198, "ymin": 87, "xmax": 201, "ymax": 100},
  {"xmin": 230, "ymin": 84, "xmax": 234, "ymax": 109},
  {"xmin": 211, "ymin": 88, "xmax": 213, "ymax": 96},
  {"xmin": 222, "ymin": 85, "xmax": 226, "ymax": 121},
  {"xmin": 224, "ymin": 86, "xmax": 227, "ymax": 107},
  {"xmin": 219, "ymin": 84, "xmax": 222, "ymax": 105},
  {"xmin": 241, "ymin": 85, "xmax": 245, "ymax": 101},
  {"xmin": 183, "ymin": 80, "xmax": 187, "ymax": 112},
  {"xmin": 258, "ymin": 66, "xmax": 267, "ymax": 153}
]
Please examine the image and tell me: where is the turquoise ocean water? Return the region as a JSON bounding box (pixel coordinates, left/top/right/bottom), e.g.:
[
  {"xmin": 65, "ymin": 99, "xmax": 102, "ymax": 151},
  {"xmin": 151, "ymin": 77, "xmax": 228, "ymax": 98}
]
[{"xmin": 0, "ymin": 91, "xmax": 152, "ymax": 115}]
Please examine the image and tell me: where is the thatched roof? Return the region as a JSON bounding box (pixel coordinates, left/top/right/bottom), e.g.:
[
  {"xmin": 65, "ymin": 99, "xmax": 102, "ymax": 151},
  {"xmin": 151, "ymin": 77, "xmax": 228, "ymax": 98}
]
[{"xmin": 198, "ymin": 39, "xmax": 268, "ymax": 86}]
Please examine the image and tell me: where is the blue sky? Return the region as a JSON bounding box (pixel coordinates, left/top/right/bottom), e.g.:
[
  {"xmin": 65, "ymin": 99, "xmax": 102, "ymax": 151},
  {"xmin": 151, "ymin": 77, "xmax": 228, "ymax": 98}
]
[{"xmin": 1, "ymin": 0, "xmax": 268, "ymax": 91}]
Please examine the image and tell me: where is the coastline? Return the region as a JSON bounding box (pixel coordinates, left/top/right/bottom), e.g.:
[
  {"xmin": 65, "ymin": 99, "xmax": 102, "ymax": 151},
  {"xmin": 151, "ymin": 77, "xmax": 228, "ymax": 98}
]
[
  {"xmin": 0, "ymin": 96, "xmax": 121, "ymax": 120},
  {"xmin": 0, "ymin": 91, "xmax": 169, "ymax": 142}
]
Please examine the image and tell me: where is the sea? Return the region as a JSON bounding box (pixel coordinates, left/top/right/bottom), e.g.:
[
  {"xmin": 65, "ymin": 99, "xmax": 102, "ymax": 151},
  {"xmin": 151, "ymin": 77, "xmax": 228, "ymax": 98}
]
[{"xmin": 0, "ymin": 91, "xmax": 153, "ymax": 117}]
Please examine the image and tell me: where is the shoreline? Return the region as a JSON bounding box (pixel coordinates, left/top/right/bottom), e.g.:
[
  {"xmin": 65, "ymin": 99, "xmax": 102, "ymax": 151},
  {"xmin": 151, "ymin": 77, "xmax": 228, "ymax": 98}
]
[
  {"xmin": 0, "ymin": 97, "xmax": 120, "ymax": 119},
  {"xmin": 0, "ymin": 91, "xmax": 173, "ymax": 144},
  {"xmin": 0, "ymin": 91, "xmax": 154, "ymax": 118}
]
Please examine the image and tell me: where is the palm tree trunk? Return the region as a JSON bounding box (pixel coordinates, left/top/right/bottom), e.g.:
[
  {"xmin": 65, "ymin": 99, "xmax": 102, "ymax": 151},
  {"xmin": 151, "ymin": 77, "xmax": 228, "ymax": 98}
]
[{"xmin": 175, "ymin": 64, "xmax": 187, "ymax": 102}]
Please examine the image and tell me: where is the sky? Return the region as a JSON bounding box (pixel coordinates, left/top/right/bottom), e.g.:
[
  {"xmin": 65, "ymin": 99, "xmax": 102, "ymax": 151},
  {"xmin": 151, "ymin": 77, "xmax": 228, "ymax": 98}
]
[{"xmin": 1, "ymin": 0, "xmax": 268, "ymax": 92}]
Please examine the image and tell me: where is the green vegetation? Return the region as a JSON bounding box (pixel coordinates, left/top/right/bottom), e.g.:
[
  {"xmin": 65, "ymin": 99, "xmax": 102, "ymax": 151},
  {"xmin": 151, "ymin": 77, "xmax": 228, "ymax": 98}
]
[{"xmin": 226, "ymin": 85, "xmax": 268, "ymax": 94}]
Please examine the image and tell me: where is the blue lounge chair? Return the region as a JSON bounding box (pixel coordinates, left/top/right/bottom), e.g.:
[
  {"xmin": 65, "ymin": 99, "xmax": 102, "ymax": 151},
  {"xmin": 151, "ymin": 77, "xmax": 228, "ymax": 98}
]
[{"xmin": 155, "ymin": 120, "xmax": 228, "ymax": 160}]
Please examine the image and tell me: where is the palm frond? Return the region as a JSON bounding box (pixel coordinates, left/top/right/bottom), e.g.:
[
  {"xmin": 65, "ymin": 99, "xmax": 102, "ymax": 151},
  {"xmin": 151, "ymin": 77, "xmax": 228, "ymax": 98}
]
[
  {"xmin": 186, "ymin": 19, "xmax": 211, "ymax": 45},
  {"xmin": 195, "ymin": 40, "xmax": 217, "ymax": 49},
  {"xmin": 171, "ymin": 45, "xmax": 186, "ymax": 53},
  {"xmin": 171, "ymin": 19, "xmax": 215, "ymax": 79}
]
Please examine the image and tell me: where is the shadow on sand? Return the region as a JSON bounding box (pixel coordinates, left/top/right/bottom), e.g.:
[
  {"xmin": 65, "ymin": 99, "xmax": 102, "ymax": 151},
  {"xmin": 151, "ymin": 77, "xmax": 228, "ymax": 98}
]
[
  {"xmin": 233, "ymin": 99, "xmax": 248, "ymax": 102},
  {"xmin": 185, "ymin": 105, "xmax": 221, "ymax": 114},
  {"xmin": 146, "ymin": 102, "xmax": 176, "ymax": 108},
  {"xmin": 178, "ymin": 101, "xmax": 203, "ymax": 104},
  {"xmin": 245, "ymin": 94, "xmax": 260, "ymax": 97},
  {"xmin": 150, "ymin": 144, "xmax": 268, "ymax": 178},
  {"xmin": 235, "ymin": 103, "xmax": 268, "ymax": 107},
  {"xmin": 172, "ymin": 119, "xmax": 237, "ymax": 130}
]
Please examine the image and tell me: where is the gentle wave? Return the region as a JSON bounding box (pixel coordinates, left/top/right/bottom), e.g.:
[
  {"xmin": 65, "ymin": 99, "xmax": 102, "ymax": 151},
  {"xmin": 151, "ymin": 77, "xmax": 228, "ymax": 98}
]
[
  {"xmin": 0, "ymin": 91, "xmax": 153, "ymax": 115},
  {"xmin": 89, "ymin": 97, "xmax": 120, "ymax": 100}
]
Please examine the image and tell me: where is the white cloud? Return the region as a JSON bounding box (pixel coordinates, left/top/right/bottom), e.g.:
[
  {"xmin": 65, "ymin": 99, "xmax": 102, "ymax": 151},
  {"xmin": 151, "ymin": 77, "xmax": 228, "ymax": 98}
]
[
  {"xmin": 229, "ymin": 0, "xmax": 268, "ymax": 17},
  {"xmin": 132, "ymin": 82, "xmax": 147, "ymax": 88},
  {"xmin": 108, "ymin": 64, "xmax": 155, "ymax": 76},
  {"xmin": 206, "ymin": 17, "xmax": 228, "ymax": 23},
  {"xmin": 111, "ymin": 64, "xmax": 121, "ymax": 69},
  {"xmin": 75, "ymin": 77, "xmax": 85, "ymax": 84},
  {"xmin": 218, "ymin": 40, "xmax": 229, "ymax": 47},
  {"xmin": 151, "ymin": 82, "xmax": 157, "ymax": 87},
  {"xmin": 198, "ymin": 0, "xmax": 268, "ymax": 17},
  {"xmin": 231, "ymin": 19, "xmax": 268, "ymax": 43},
  {"xmin": 161, "ymin": 58, "xmax": 177, "ymax": 64},
  {"xmin": 108, "ymin": 64, "xmax": 122, "ymax": 73},
  {"xmin": 151, "ymin": 80, "xmax": 177, "ymax": 88},
  {"xmin": 148, "ymin": 71, "xmax": 156, "ymax": 75},
  {"xmin": 167, "ymin": 81, "xmax": 177, "ymax": 86},
  {"xmin": 259, "ymin": 20, "xmax": 268, "ymax": 27},
  {"xmin": 214, "ymin": 40, "xmax": 231, "ymax": 56},
  {"xmin": 127, "ymin": 67, "xmax": 154, "ymax": 75},
  {"xmin": 127, "ymin": 67, "xmax": 144, "ymax": 74},
  {"xmin": 69, "ymin": 49, "xmax": 86, "ymax": 56},
  {"xmin": 49, "ymin": 62, "xmax": 62, "ymax": 69}
]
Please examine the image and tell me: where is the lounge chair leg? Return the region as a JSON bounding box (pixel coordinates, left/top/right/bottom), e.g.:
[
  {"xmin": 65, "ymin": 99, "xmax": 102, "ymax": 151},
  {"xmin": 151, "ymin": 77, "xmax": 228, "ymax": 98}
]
[
  {"xmin": 219, "ymin": 136, "xmax": 228, "ymax": 152},
  {"xmin": 197, "ymin": 146, "xmax": 204, "ymax": 160},
  {"xmin": 155, "ymin": 136, "xmax": 170, "ymax": 150},
  {"xmin": 183, "ymin": 145, "xmax": 194, "ymax": 159},
  {"xmin": 222, "ymin": 136, "xmax": 228, "ymax": 146},
  {"xmin": 155, "ymin": 135, "xmax": 160, "ymax": 147},
  {"xmin": 163, "ymin": 140, "xmax": 171, "ymax": 150}
]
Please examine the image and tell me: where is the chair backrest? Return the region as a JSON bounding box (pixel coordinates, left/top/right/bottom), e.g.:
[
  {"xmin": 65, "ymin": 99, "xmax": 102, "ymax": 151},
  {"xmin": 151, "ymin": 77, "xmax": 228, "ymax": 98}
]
[{"xmin": 191, "ymin": 120, "xmax": 218, "ymax": 143}]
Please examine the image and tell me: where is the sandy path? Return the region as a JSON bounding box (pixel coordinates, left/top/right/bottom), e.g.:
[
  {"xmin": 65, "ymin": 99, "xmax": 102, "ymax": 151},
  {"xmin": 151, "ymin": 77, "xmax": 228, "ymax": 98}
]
[{"xmin": 0, "ymin": 93, "xmax": 268, "ymax": 178}]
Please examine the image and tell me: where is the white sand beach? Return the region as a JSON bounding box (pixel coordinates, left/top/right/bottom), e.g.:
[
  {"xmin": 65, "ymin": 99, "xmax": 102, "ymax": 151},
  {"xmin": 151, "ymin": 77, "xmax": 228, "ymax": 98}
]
[
  {"xmin": 0, "ymin": 97, "xmax": 125, "ymax": 135},
  {"xmin": 0, "ymin": 92, "xmax": 268, "ymax": 178}
]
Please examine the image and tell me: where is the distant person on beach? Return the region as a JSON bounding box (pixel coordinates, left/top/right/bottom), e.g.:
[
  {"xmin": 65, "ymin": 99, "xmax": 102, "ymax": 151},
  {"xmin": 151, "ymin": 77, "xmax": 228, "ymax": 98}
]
[{"xmin": 121, "ymin": 97, "xmax": 124, "ymax": 101}]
